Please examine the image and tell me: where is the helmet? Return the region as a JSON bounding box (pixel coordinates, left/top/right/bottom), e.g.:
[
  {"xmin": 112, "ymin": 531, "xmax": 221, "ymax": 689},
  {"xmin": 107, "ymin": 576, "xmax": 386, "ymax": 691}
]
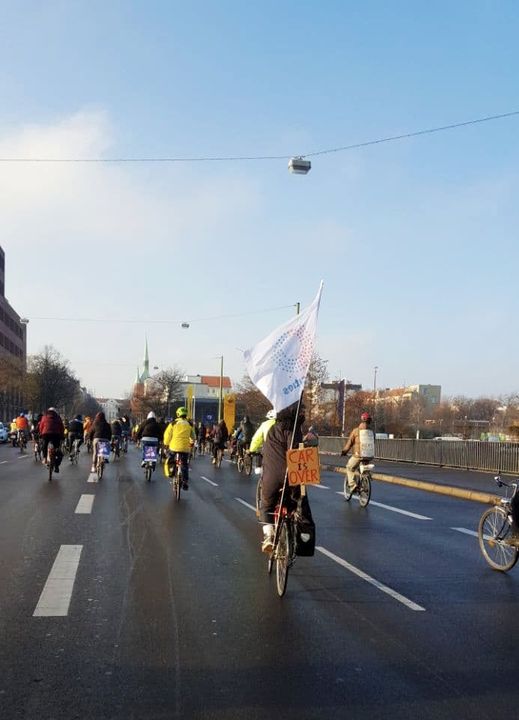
[
  {"xmin": 176, "ymin": 407, "xmax": 188, "ymax": 418},
  {"xmin": 75, "ymin": 414, "xmax": 82, "ymax": 421},
  {"xmin": 360, "ymin": 412, "xmax": 371, "ymax": 422},
  {"xmin": 48, "ymin": 407, "xmax": 56, "ymax": 412},
  {"xmin": 147, "ymin": 411, "xmax": 156, "ymax": 420},
  {"xmin": 266, "ymin": 409, "xmax": 276, "ymax": 420}
]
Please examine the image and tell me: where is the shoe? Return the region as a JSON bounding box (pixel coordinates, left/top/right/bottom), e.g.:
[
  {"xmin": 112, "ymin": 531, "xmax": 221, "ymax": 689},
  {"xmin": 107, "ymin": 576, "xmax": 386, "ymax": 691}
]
[
  {"xmin": 261, "ymin": 524, "xmax": 275, "ymax": 554},
  {"xmin": 141, "ymin": 461, "xmax": 145, "ymax": 467},
  {"xmin": 211, "ymin": 458, "xmax": 216, "ymax": 464},
  {"xmin": 182, "ymin": 482, "xmax": 189, "ymax": 491},
  {"xmin": 348, "ymin": 483, "xmax": 358, "ymax": 493},
  {"xmin": 54, "ymin": 466, "xmax": 60, "ymax": 474},
  {"xmin": 90, "ymin": 465, "xmax": 96, "ymax": 473},
  {"xmin": 261, "ymin": 535, "xmax": 274, "ymax": 554}
]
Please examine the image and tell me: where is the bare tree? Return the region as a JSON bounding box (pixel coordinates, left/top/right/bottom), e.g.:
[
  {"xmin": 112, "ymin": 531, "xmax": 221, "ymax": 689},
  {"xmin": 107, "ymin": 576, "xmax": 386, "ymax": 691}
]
[
  {"xmin": 235, "ymin": 375, "xmax": 272, "ymax": 425},
  {"xmin": 26, "ymin": 346, "xmax": 80, "ymax": 416},
  {"xmin": 133, "ymin": 367, "xmax": 183, "ymax": 419}
]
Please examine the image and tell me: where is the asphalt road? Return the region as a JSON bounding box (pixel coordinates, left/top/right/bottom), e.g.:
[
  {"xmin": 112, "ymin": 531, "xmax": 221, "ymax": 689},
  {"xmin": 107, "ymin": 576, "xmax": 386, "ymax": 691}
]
[{"xmin": 0, "ymin": 441, "xmax": 518, "ymax": 719}]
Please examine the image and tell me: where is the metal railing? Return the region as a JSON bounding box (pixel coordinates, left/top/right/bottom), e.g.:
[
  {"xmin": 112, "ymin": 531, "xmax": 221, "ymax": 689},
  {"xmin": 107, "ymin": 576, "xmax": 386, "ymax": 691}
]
[{"xmin": 319, "ymin": 436, "xmax": 519, "ymax": 474}]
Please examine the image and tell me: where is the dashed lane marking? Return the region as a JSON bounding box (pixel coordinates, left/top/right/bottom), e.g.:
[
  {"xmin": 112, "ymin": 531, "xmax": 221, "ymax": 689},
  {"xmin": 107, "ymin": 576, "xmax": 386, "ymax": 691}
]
[
  {"xmin": 316, "ymin": 546, "xmax": 426, "ymax": 612},
  {"xmin": 33, "ymin": 545, "xmax": 83, "ymax": 617},
  {"xmin": 310, "ymin": 483, "xmax": 330, "ymax": 490},
  {"xmin": 201, "ymin": 475, "xmax": 218, "ymax": 487},
  {"xmin": 235, "ymin": 498, "xmax": 256, "ymax": 512},
  {"xmin": 87, "ymin": 473, "xmax": 98, "ymax": 483},
  {"xmin": 75, "ymin": 494, "xmax": 95, "ymax": 514},
  {"xmin": 17, "ymin": 454, "xmax": 30, "ymax": 460},
  {"xmin": 0, "ymin": 460, "xmax": 7, "ymax": 464},
  {"xmin": 452, "ymin": 527, "xmax": 481, "ymax": 538},
  {"xmin": 336, "ymin": 492, "xmax": 432, "ymax": 520}
]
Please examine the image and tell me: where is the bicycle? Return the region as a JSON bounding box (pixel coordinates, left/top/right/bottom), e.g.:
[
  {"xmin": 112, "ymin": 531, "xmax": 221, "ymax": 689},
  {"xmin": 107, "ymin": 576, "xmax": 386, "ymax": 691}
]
[
  {"xmin": 478, "ymin": 474, "xmax": 519, "ymax": 572},
  {"xmin": 266, "ymin": 487, "xmax": 301, "ymax": 597},
  {"xmin": 111, "ymin": 436, "xmax": 121, "ymax": 461},
  {"xmin": 214, "ymin": 445, "xmax": 224, "ymax": 468},
  {"xmin": 18, "ymin": 430, "xmax": 27, "ymax": 453},
  {"xmin": 142, "ymin": 442, "xmax": 158, "ymax": 482},
  {"xmin": 95, "ymin": 439, "xmax": 111, "ymax": 480},
  {"xmin": 69, "ymin": 438, "xmax": 81, "ymax": 465},
  {"xmin": 33, "ymin": 436, "xmax": 42, "ymax": 462},
  {"xmin": 344, "ymin": 460, "xmax": 373, "ymax": 508},
  {"xmin": 167, "ymin": 452, "xmax": 184, "ymax": 502},
  {"xmin": 121, "ymin": 433, "xmax": 129, "ymax": 454},
  {"xmin": 46, "ymin": 441, "xmax": 56, "ymax": 482}
]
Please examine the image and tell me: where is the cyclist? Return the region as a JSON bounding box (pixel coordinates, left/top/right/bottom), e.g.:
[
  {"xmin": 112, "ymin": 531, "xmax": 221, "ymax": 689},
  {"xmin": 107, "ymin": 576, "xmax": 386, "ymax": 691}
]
[
  {"xmin": 15, "ymin": 413, "xmax": 30, "ymax": 445},
  {"xmin": 67, "ymin": 414, "xmax": 84, "ymax": 458},
  {"xmin": 196, "ymin": 421, "xmax": 206, "ymax": 454},
  {"xmin": 137, "ymin": 411, "xmax": 163, "ymax": 466},
  {"xmin": 259, "ymin": 402, "xmax": 304, "ymax": 553},
  {"xmin": 340, "ymin": 412, "xmax": 375, "ymax": 493},
  {"xmin": 250, "ymin": 409, "xmax": 276, "ymax": 454},
  {"xmin": 39, "ymin": 408, "xmax": 65, "ymax": 473},
  {"xmin": 31, "ymin": 413, "xmax": 43, "ymax": 441},
  {"xmin": 110, "ymin": 417, "xmax": 123, "ymax": 455},
  {"xmin": 88, "ymin": 411, "xmax": 112, "ymax": 472},
  {"xmin": 119, "ymin": 415, "xmax": 131, "ymax": 450},
  {"xmin": 212, "ymin": 419, "xmax": 229, "ymax": 464},
  {"xmin": 163, "ymin": 407, "xmax": 196, "ymax": 489},
  {"xmin": 238, "ymin": 415, "xmax": 255, "ymax": 456}
]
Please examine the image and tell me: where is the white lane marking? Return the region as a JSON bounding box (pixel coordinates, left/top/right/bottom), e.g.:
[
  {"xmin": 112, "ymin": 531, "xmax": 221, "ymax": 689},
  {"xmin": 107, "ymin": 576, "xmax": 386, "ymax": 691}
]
[
  {"xmin": 0, "ymin": 460, "xmax": 7, "ymax": 464},
  {"xmin": 235, "ymin": 498, "xmax": 256, "ymax": 512},
  {"xmin": 17, "ymin": 454, "xmax": 30, "ymax": 460},
  {"xmin": 316, "ymin": 546, "xmax": 426, "ymax": 612},
  {"xmin": 310, "ymin": 483, "xmax": 330, "ymax": 490},
  {"xmin": 452, "ymin": 527, "xmax": 478, "ymax": 538},
  {"xmin": 201, "ymin": 475, "xmax": 218, "ymax": 487},
  {"xmin": 336, "ymin": 492, "xmax": 432, "ymax": 520},
  {"xmin": 33, "ymin": 545, "xmax": 83, "ymax": 617},
  {"xmin": 87, "ymin": 473, "xmax": 98, "ymax": 483},
  {"xmin": 75, "ymin": 494, "xmax": 95, "ymax": 514}
]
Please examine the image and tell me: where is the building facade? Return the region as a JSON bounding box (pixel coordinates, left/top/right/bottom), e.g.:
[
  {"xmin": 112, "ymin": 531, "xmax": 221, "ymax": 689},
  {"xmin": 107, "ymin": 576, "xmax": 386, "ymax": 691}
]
[{"xmin": 0, "ymin": 246, "xmax": 27, "ymax": 421}]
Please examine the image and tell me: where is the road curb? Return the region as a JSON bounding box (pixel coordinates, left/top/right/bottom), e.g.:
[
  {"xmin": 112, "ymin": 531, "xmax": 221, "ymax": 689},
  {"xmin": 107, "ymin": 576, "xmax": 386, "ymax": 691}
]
[{"xmin": 321, "ymin": 464, "xmax": 501, "ymax": 505}]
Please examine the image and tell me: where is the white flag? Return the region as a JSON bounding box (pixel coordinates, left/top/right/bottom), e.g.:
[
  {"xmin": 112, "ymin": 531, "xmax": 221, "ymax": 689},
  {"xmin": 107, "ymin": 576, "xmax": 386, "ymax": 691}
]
[{"xmin": 244, "ymin": 281, "xmax": 323, "ymax": 413}]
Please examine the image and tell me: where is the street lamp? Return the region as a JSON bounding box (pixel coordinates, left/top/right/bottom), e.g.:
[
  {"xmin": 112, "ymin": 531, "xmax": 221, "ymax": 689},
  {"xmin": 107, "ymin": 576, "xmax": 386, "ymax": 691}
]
[
  {"xmin": 373, "ymin": 366, "xmax": 379, "ymax": 433},
  {"xmin": 215, "ymin": 355, "xmax": 224, "ymax": 422},
  {"xmin": 288, "ymin": 157, "xmax": 311, "ymax": 175}
]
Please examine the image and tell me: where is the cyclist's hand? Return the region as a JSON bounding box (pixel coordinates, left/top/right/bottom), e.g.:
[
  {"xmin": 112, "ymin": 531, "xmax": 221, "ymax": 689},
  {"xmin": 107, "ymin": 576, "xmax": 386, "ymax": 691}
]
[{"xmin": 340, "ymin": 450, "xmax": 347, "ymax": 457}]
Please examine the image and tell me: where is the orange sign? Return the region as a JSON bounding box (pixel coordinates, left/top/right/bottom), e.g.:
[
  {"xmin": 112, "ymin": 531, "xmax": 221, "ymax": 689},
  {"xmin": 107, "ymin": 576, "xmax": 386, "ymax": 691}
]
[{"xmin": 286, "ymin": 446, "xmax": 320, "ymax": 486}]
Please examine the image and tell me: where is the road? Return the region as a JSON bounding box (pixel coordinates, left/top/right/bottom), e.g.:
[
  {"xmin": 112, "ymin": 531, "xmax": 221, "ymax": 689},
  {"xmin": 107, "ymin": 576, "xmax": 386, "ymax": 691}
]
[{"xmin": 0, "ymin": 441, "xmax": 518, "ymax": 719}]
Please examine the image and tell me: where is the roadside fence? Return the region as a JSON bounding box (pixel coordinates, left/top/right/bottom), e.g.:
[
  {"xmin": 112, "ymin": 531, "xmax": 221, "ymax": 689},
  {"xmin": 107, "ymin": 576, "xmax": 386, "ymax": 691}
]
[{"xmin": 319, "ymin": 436, "xmax": 519, "ymax": 474}]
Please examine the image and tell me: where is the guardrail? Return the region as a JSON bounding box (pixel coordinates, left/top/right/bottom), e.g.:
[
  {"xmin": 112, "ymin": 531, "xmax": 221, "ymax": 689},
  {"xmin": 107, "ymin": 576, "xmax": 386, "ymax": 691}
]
[{"xmin": 319, "ymin": 436, "xmax": 519, "ymax": 474}]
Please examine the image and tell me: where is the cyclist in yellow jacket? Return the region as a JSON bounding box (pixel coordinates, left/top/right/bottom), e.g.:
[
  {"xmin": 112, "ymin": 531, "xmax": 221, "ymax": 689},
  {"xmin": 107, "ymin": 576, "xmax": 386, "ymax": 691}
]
[{"xmin": 163, "ymin": 407, "xmax": 196, "ymax": 490}]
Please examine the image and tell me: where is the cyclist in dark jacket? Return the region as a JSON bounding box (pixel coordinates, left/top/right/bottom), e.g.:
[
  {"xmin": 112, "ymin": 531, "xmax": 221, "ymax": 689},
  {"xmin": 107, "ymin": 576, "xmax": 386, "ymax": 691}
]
[
  {"xmin": 88, "ymin": 412, "xmax": 112, "ymax": 472},
  {"xmin": 137, "ymin": 411, "xmax": 163, "ymax": 466},
  {"xmin": 259, "ymin": 402, "xmax": 304, "ymax": 552},
  {"xmin": 212, "ymin": 420, "xmax": 229, "ymax": 463},
  {"xmin": 67, "ymin": 415, "xmax": 84, "ymax": 456}
]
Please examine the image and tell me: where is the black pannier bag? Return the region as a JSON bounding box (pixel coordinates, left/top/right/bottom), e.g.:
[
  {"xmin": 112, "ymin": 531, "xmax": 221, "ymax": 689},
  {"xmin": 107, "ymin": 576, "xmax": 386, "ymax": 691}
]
[{"xmin": 295, "ymin": 494, "xmax": 316, "ymax": 556}]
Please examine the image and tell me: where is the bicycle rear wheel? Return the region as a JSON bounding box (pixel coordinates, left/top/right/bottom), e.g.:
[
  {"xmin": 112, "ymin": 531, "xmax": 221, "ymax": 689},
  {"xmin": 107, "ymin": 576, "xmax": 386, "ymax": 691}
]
[
  {"xmin": 255, "ymin": 477, "xmax": 262, "ymax": 518},
  {"xmin": 479, "ymin": 506, "xmax": 519, "ymax": 572},
  {"xmin": 358, "ymin": 472, "xmax": 372, "ymax": 507},
  {"xmin": 216, "ymin": 449, "xmax": 223, "ymax": 468},
  {"xmin": 175, "ymin": 466, "xmax": 182, "ymax": 501},
  {"xmin": 145, "ymin": 465, "xmax": 152, "ymax": 482},
  {"xmin": 275, "ymin": 520, "xmax": 291, "ymax": 597},
  {"xmin": 237, "ymin": 456, "xmax": 244, "ymax": 473},
  {"xmin": 97, "ymin": 458, "xmax": 104, "ymax": 480},
  {"xmin": 243, "ymin": 453, "xmax": 252, "ymax": 476}
]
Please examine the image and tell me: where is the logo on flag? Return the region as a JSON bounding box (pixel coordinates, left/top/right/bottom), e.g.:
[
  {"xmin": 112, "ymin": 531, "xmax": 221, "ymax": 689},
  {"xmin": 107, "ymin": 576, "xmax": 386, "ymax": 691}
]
[{"xmin": 243, "ymin": 282, "xmax": 323, "ymax": 413}]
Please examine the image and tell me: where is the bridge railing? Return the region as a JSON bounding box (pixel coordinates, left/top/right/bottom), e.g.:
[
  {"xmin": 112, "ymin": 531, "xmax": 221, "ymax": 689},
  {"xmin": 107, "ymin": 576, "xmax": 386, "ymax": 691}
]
[{"xmin": 319, "ymin": 436, "xmax": 519, "ymax": 474}]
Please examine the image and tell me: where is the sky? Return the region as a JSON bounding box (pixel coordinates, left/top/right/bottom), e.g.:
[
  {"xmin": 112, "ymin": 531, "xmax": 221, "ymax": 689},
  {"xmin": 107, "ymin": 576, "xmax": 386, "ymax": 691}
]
[{"xmin": 1, "ymin": 0, "xmax": 518, "ymax": 400}]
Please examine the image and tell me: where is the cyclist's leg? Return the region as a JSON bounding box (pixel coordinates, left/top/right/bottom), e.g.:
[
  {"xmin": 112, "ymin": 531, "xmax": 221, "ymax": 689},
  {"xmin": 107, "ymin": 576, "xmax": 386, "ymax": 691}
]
[
  {"xmin": 346, "ymin": 455, "xmax": 361, "ymax": 489},
  {"xmin": 260, "ymin": 473, "xmax": 282, "ymax": 551},
  {"xmin": 180, "ymin": 451, "xmax": 190, "ymax": 487},
  {"xmin": 91, "ymin": 439, "xmax": 98, "ymax": 471}
]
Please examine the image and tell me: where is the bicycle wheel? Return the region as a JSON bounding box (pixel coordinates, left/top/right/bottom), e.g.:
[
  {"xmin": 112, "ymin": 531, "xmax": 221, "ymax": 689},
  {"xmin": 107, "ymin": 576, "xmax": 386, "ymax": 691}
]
[
  {"xmin": 216, "ymin": 449, "xmax": 222, "ymax": 468},
  {"xmin": 276, "ymin": 520, "xmax": 291, "ymax": 597},
  {"xmin": 175, "ymin": 466, "xmax": 182, "ymax": 501},
  {"xmin": 237, "ymin": 456, "xmax": 244, "ymax": 473},
  {"xmin": 97, "ymin": 458, "xmax": 104, "ymax": 480},
  {"xmin": 255, "ymin": 477, "xmax": 262, "ymax": 518},
  {"xmin": 358, "ymin": 472, "xmax": 372, "ymax": 508},
  {"xmin": 47, "ymin": 446, "xmax": 54, "ymax": 482},
  {"xmin": 145, "ymin": 465, "xmax": 152, "ymax": 482},
  {"xmin": 478, "ymin": 506, "xmax": 519, "ymax": 572},
  {"xmin": 243, "ymin": 453, "xmax": 253, "ymax": 476}
]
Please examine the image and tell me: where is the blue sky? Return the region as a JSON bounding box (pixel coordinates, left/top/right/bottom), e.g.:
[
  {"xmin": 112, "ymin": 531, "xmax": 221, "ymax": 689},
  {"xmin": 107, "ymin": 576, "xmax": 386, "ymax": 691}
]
[{"xmin": 1, "ymin": 1, "xmax": 518, "ymax": 399}]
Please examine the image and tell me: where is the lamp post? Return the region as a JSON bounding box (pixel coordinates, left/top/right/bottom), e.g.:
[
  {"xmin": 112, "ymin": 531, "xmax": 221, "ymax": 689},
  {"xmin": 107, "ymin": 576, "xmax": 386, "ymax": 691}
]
[
  {"xmin": 217, "ymin": 355, "xmax": 224, "ymax": 422},
  {"xmin": 373, "ymin": 366, "xmax": 378, "ymax": 434}
]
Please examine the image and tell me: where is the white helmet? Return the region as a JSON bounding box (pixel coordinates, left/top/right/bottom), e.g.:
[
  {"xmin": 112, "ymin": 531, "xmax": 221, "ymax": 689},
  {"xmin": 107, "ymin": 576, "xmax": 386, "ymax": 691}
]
[
  {"xmin": 266, "ymin": 409, "xmax": 276, "ymax": 420},
  {"xmin": 147, "ymin": 411, "xmax": 156, "ymax": 419}
]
